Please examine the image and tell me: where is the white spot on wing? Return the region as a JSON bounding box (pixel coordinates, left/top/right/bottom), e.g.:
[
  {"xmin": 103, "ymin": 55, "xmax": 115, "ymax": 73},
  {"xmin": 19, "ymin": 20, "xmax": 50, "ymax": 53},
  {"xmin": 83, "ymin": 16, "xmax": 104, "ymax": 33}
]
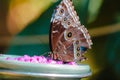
[{"xmin": 52, "ymin": 30, "xmax": 58, "ymax": 33}]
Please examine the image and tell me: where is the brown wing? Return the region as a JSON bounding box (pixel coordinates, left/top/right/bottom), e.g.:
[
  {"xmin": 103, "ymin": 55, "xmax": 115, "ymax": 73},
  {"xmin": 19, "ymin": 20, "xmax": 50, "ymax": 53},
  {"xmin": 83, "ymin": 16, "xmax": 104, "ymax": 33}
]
[
  {"xmin": 50, "ymin": 0, "xmax": 80, "ymax": 52},
  {"xmin": 50, "ymin": 0, "xmax": 93, "ymax": 62}
]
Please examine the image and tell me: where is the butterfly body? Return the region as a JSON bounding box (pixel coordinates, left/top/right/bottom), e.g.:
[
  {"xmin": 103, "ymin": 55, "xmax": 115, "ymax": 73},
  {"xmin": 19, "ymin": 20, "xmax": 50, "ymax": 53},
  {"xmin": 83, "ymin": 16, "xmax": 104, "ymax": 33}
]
[{"xmin": 49, "ymin": 0, "xmax": 92, "ymax": 62}]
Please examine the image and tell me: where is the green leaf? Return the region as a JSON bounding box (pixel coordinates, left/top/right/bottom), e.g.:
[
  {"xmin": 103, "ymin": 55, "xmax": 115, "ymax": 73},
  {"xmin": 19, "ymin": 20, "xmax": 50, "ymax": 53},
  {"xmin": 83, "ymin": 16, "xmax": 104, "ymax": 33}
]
[
  {"xmin": 73, "ymin": 0, "xmax": 89, "ymax": 25},
  {"xmin": 88, "ymin": 0, "xmax": 103, "ymax": 23}
]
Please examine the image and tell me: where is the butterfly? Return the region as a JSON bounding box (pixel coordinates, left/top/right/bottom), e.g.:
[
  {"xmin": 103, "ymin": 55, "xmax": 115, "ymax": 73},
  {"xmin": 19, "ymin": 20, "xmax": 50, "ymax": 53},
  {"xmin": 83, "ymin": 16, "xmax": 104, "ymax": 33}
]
[{"xmin": 49, "ymin": 0, "xmax": 92, "ymax": 62}]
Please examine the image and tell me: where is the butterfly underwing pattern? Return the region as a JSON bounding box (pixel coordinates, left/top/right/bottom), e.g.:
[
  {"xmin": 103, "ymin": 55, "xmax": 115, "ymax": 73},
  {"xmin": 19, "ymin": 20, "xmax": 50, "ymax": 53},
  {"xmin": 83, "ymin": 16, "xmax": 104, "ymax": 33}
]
[{"xmin": 49, "ymin": 0, "xmax": 93, "ymax": 62}]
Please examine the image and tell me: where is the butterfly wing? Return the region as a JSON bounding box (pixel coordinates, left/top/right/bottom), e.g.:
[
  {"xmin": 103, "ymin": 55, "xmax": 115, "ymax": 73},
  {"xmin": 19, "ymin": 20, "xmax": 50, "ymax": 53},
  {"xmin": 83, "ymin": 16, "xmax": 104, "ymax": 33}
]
[
  {"xmin": 50, "ymin": 0, "xmax": 80, "ymax": 51},
  {"xmin": 50, "ymin": 0, "xmax": 92, "ymax": 62}
]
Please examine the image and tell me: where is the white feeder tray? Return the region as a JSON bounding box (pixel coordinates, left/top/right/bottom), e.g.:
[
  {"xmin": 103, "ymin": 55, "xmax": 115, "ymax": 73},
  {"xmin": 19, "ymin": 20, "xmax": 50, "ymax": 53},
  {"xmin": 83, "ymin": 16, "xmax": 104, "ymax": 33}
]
[{"xmin": 0, "ymin": 54, "xmax": 92, "ymax": 80}]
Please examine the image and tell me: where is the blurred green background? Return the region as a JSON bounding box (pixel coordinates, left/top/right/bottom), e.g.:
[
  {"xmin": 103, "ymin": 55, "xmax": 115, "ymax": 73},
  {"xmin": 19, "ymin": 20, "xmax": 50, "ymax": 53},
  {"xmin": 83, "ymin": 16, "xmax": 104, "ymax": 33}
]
[{"xmin": 0, "ymin": 0, "xmax": 120, "ymax": 80}]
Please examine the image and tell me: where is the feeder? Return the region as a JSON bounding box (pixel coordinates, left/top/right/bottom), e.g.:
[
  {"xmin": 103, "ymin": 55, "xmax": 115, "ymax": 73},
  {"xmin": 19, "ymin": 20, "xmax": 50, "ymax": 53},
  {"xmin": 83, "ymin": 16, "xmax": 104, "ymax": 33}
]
[{"xmin": 0, "ymin": 54, "xmax": 91, "ymax": 80}]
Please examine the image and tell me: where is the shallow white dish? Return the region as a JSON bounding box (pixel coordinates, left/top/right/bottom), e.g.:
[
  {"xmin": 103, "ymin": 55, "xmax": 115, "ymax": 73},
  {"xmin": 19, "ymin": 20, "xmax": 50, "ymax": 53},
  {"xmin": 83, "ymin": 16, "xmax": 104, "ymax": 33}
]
[{"xmin": 0, "ymin": 54, "xmax": 91, "ymax": 78}]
